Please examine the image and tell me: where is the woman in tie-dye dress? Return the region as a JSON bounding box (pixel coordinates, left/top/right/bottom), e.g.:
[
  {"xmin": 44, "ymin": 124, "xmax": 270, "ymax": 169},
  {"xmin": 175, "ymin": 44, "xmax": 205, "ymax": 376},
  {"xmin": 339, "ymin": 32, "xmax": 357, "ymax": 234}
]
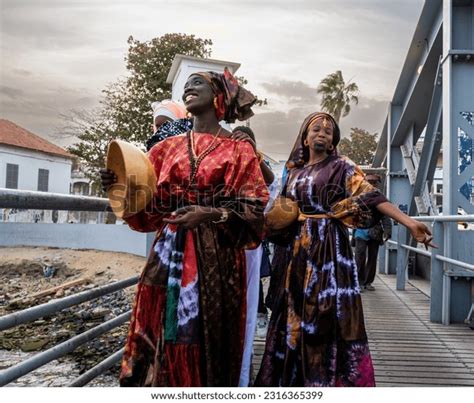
[{"xmin": 255, "ymin": 112, "xmax": 434, "ymax": 387}]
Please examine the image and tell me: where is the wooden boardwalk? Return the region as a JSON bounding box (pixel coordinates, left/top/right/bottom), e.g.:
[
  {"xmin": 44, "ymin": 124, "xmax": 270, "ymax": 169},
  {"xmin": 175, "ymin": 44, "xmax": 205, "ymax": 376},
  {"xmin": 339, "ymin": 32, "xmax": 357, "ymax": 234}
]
[{"xmin": 252, "ymin": 274, "xmax": 474, "ymax": 386}]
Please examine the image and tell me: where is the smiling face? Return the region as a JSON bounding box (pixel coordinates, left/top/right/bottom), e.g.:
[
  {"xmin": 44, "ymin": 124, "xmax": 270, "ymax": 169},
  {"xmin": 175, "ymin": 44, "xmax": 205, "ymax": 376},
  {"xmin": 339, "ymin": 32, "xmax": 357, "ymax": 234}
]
[
  {"xmin": 305, "ymin": 118, "xmax": 334, "ymax": 153},
  {"xmin": 182, "ymin": 74, "xmax": 214, "ymax": 115}
]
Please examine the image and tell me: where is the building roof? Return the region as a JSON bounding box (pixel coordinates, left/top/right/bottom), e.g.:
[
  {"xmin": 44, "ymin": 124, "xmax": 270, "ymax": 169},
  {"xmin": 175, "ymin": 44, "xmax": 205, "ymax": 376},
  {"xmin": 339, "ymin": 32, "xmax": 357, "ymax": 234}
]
[
  {"xmin": 166, "ymin": 54, "xmax": 241, "ymax": 84},
  {"xmin": 0, "ymin": 119, "xmax": 74, "ymax": 159}
]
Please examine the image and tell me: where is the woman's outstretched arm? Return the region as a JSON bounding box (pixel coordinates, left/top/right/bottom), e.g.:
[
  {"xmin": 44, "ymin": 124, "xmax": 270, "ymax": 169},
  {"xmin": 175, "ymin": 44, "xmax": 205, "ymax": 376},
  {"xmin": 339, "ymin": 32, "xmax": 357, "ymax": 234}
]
[{"xmin": 376, "ymin": 201, "xmax": 435, "ymax": 248}]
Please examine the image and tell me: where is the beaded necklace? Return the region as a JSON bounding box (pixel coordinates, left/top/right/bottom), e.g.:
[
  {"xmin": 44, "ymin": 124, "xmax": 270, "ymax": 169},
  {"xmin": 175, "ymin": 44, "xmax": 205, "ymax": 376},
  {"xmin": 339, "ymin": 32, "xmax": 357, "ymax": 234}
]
[{"xmin": 186, "ymin": 128, "xmax": 222, "ymax": 186}]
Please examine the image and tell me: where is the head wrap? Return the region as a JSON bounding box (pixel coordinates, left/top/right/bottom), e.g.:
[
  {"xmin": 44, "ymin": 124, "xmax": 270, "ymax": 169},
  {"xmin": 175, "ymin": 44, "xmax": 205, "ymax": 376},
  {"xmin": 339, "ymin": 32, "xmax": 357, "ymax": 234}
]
[
  {"xmin": 151, "ymin": 100, "xmax": 187, "ymax": 131},
  {"xmin": 193, "ymin": 67, "xmax": 256, "ymax": 123},
  {"xmin": 286, "ymin": 112, "xmax": 341, "ymax": 169}
]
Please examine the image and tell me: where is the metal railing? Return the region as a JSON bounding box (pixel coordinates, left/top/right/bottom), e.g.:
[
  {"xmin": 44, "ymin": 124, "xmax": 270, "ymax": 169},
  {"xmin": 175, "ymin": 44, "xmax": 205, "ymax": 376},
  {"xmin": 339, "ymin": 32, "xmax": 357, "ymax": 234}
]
[
  {"xmin": 0, "ymin": 311, "xmax": 133, "ymax": 386},
  {"xmin": 0, "ymin": 188, "xmax": 110, "ymax": 212},
  {"xmin": 2, "ymin": 189, "xmax": 473, "ymax": 386},
  {"xmin": 0, "ymin": 276, "xmax": 139, "ymax": 332},
  {"xmin": 0, "ymin": 275, "xmax": 139, "ymax": 387},
  {"xmin": 388, "ymin": 214, "xmax": 474, "ymax": 327},
  {"xmin": 68, "ymin": 348, "xmax": 125, "ymax": 387},
  {"xmin": 0, "ymin": 189, "xmax": 142, "ymax": 386}
]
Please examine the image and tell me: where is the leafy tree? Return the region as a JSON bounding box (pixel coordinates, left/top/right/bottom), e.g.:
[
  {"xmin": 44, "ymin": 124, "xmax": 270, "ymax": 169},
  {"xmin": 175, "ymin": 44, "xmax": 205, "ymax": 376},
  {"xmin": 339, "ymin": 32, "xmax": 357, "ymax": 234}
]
[
  {"xmin": 103, "ymin": 34, "xmax": 213, "ymax": 143},
  {"xmin": 65, "ymin": 109, "xmax": 117, "ymax": 195},
  {"xmin": 66, "ymin": 32, "xmax": 267, "ymax": 192},
  {"xmin": 317, "ymin": 70, "xmax": 359, "ymax": 123},
  {"xmin": 338, "ymin": 127, "xmax": 378, "ymax": 165},
  {"xmin": 66, "ymin": 33, "xmax": 213, "ymax": 193}
]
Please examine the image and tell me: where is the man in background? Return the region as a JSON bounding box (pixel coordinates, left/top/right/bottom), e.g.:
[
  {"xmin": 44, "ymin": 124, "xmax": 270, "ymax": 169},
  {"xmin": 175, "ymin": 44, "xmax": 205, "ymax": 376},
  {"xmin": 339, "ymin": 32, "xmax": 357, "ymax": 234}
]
[{"xmin": 354, "ymin": 174, "xmax": 392, "ymax": 291}]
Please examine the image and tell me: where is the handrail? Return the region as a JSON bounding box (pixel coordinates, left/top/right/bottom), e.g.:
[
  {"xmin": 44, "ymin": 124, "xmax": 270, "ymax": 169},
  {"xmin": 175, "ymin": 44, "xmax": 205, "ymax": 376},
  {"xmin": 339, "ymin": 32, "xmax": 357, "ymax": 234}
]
[
  {"xmin": 0, "ymin": 188, "xmax": 111, "ymax": 212},
  {"xmin": 0, "ymin": 189, "xmax": 140, "ymax": 386},
  {"xmin": 0, "ymin": 276, "xmax": 139, "ymax": 331},
  {"xmin": 0, "ymin": 276, "xmax": 139, "ymax": 386},
  {"xmin": 388, "ymin": 240, "xmax": 474, "ymax": 273},
  {"xmin": 2, "ymin": 189, "xmax": 471, "ymax": 219},
  {"xmin": 399, "ymin": 243, "xmax": 432, "ymax": 258},
  {"xmin": 0, "ymin": 311, "xmax": 131, "ymax": 386},
  {"xmin": 68, "ymin": 348, "xmax": 124, "ymax": 387},
  {"xmin": 409, "ymin": 214, "xmax": 474, "ymax": 222},
  {"xmin": 436, "ymin": 255, "xmax": 474, "ymax": 273}
]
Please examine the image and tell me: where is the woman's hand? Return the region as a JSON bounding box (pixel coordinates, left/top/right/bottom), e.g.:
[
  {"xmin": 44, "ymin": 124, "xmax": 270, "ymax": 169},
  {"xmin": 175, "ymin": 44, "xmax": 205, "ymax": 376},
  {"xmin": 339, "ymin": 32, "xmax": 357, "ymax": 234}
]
[
  {"xmin": 408, "ymin": 220, "xmax": 437, "ymax": 249},
  {"xmin": 99, "ymin": 168, "xmax": 117, "ymax": 193},
  {"xmin": 231, "ymin": 130, "xmax": 257, "ymax": 152},
  {"xmin": 376, "ymin": 202, "xmax": 437, "ymax": 249},
  {"xmin": 163, "ymin": 206, "xmax": 223, "ymax": 229}
]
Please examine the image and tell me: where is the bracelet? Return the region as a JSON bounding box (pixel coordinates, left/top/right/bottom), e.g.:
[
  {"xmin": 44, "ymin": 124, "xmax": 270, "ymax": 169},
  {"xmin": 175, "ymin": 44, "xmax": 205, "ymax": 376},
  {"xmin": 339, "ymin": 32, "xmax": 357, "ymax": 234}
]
[{"xmin": 212, "ymin": 209, "xmax": 229, "ymax": 224}]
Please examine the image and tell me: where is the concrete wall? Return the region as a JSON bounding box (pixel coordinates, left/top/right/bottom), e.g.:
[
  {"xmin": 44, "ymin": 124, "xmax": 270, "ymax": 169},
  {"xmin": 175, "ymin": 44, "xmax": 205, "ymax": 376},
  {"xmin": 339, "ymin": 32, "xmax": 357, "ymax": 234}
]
[
  {"xmin": 0, "ymin": 222, "xmax": 150, "ymax": 257},
  {"xmin": 0, "ymin": 144, "xmax": 72, "ymax": 194}
]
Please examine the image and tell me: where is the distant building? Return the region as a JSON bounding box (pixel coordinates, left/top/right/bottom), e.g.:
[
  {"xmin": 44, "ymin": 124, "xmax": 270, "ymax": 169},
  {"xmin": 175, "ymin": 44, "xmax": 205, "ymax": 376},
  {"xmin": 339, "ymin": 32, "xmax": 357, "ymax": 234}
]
[
  {"xmin": 68, "ymin": 160, "xmax": 110, "ymax": 224},
  {"xmin": 71, "ymin": 161, "xmax": 93, "ymax": 197},
  {"xmin": 0, "ymin": 119, "xmax": 74, "ymax": 222}
]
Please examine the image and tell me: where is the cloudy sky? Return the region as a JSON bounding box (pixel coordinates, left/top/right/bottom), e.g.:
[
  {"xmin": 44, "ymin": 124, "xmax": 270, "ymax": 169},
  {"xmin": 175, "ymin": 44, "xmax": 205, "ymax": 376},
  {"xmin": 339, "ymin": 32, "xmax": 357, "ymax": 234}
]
[{"xmin": 0, "ymin": 0, "xmax": 424, "ymax": 160}]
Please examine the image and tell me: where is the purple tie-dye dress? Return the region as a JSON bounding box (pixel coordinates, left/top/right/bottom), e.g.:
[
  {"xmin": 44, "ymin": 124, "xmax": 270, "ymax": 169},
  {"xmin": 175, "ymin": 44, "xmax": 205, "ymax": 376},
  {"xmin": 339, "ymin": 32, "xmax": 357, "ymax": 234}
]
[{"xmin": 256, "ymin": 155, "xmax": 387, "ymax": 387}]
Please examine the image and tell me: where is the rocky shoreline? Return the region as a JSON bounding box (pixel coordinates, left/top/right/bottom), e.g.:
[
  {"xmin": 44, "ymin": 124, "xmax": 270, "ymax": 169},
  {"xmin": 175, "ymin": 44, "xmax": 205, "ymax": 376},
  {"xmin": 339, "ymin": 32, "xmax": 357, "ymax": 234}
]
[{"xmin": 0, "ymin": 248, "xmax": 143, "ymax": 387}]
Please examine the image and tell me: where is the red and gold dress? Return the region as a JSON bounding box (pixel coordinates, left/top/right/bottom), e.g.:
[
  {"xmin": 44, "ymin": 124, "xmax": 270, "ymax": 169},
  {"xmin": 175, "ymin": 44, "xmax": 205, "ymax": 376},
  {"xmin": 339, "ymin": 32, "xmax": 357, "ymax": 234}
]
[{"xmin": 119, "ymin": 132, "xmax": 269, "ymax": 387}]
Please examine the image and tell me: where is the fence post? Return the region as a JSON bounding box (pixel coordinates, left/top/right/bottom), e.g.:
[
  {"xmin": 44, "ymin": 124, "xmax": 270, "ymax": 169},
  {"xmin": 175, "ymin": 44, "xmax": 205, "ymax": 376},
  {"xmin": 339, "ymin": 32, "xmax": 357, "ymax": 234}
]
[
  {"xmin": 430, "ymin": 221, "xmax": 444, "ymax": 322},
  {"xmin": 396, "ymin": 225, "xmax": 408, "ymax": 290},
  {"xmin": 378, "ymin": 243, "xmax": 387, "ymax": 274},
  {"xmin": 442, "ymin": 274, "xmax": 451, "ymax": 325}
]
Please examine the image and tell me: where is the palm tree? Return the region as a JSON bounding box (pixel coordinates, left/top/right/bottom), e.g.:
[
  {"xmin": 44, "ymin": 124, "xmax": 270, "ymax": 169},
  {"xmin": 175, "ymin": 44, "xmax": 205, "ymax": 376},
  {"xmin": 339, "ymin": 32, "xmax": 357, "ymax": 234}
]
[{"xmin": 317, "ymin": 71, "xmax": 359, "ymax": 124}]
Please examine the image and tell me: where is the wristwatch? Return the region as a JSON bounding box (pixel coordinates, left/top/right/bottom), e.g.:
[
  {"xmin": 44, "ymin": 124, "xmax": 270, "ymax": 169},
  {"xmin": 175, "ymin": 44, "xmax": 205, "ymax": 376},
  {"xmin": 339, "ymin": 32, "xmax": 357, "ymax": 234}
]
[{"xmin": 212, "ymin": 209, "xmax": 229, "ymax": 224}]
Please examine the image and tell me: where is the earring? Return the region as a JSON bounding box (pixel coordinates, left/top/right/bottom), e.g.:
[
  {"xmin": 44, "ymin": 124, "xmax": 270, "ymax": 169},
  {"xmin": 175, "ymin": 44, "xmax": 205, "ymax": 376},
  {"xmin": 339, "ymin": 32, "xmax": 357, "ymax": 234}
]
[
  {"xmin": 303, "ymin": 139, "xmax": 309, "ymax": 146},
  {"xmin": 328, "ymin": 144, "xmax": 334, "ymax": 151},
  {"xmin": 213, "ymin": 97, "xmax": 219, "ymax": 110}
]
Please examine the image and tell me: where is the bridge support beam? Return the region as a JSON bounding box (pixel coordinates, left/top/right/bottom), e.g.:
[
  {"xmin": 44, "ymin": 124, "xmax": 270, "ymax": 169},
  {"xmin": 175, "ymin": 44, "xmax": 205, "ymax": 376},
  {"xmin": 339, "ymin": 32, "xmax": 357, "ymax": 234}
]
[
  {"xmin": 441, "ymin": 0, "xmax": 474, "ymax": 324},
  {"xmin": 430, "ymin": 222, "xmax": 445, "ymax": 322},
  {"xmin": 396, "ymin": 226, "xmax": 408, "ymax": 290}
]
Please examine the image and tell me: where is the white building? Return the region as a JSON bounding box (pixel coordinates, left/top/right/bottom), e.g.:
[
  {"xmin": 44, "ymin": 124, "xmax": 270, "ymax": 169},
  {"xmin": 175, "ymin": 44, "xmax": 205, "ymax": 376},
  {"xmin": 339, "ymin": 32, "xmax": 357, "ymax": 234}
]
[
  {"xmin": 166, "ymin": 55, "xmax": 287, "ymax": 191},
  {"xmin": 0, "ymin": 119, "xmax": 74, "ymax": 222},
  {"xmin": 166, "ymin": 54, "xmax": 240, "ymax": 104},
  {"xmin": 69, "ymin": 162, "xmax": 110, "ymax": 224}
]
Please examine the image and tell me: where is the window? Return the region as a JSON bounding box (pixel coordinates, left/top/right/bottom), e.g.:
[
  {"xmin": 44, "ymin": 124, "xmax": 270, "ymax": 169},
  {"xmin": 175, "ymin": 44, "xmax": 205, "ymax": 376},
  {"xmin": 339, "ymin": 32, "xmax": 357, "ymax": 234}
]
[
  {"xmin": 73, "ymin": 182, "xmax": 89, "ymax": 196},
  {"xmin": 6, "ymin": 163, "xmax": 19, "ymax": 189},
  {"xmin": 38, "ymin": 168, "xmax": 49, "ymax": 192}
]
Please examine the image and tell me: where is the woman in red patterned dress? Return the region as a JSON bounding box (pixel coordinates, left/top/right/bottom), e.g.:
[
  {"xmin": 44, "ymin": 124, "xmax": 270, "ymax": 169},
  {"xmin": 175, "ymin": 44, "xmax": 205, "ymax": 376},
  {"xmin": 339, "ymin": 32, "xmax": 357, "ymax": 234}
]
[{"xmin": 100, "ymin": 68, "xmax": 268, "ymax": 386}]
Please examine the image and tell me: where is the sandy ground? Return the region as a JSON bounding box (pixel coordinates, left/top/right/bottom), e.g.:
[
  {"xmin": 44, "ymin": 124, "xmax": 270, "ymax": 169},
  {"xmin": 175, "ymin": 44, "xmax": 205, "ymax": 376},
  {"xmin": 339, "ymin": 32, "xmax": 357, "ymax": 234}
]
[
  {"xmin": 0, "ymin": 246, "xmax": 146, "ymax": 308},
  {"xmin": 0, "ymin": 246, "xmax": 145, "ymax": 279}
]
